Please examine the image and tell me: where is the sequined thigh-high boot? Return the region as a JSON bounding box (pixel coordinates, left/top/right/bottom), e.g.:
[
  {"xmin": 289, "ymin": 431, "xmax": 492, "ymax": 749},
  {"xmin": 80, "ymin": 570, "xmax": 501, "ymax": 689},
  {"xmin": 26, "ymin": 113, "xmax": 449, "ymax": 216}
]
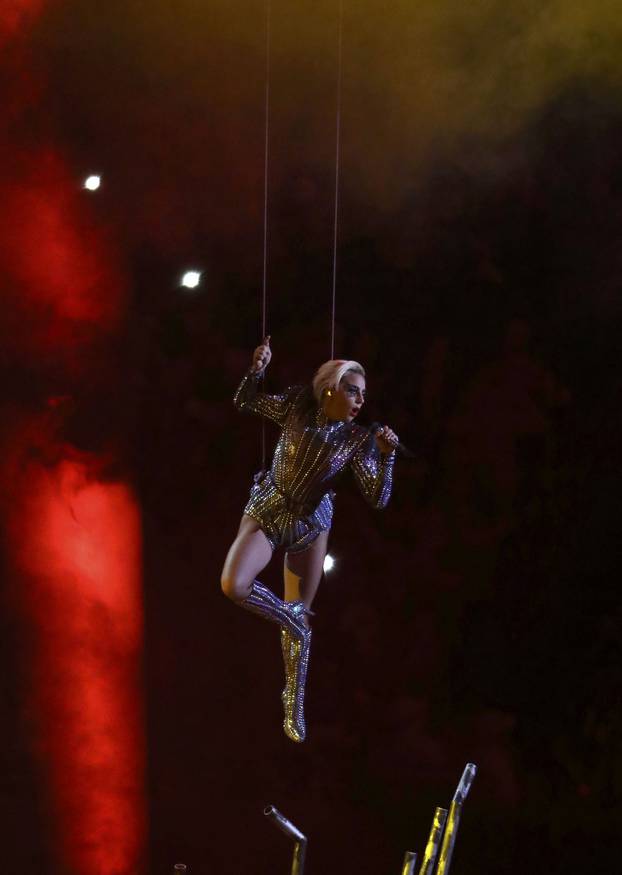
[
  {"xmin": 281, "ymin": 626, "xmax": 312, "ymax": 743},
  {"xmin": 280, "ymin": 628, "xmax": 293, "ymax": 701},
  {"xmin": 280, "ymin": 598, "xmax": 315, "ymax": 736},
  {"xmin": 241, "ymin": 581, "xmax": 311, "ymax": 742}
]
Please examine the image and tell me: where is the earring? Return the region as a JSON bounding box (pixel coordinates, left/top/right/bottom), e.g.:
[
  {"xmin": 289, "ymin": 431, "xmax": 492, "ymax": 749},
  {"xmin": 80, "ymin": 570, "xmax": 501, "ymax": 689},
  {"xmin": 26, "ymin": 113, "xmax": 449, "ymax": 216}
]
[{"xmin": 326, "ymin": 390, "xmax": 332, "ymax": 397}]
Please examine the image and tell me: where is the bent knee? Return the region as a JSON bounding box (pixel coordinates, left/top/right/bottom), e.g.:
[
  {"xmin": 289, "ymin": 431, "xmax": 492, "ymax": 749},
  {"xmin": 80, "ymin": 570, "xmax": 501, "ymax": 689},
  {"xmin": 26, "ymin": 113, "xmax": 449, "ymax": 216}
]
[{"xmin": 220, "ymin": 572, "xmax": 252, "ymax": 603}]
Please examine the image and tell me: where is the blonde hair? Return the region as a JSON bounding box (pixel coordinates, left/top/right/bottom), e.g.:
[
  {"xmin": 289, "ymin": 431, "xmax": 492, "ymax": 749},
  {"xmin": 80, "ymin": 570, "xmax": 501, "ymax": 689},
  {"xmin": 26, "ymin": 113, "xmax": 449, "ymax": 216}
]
[{"xmin": 312, "ymin": 359, "xmax": 366, "ymax": 404}]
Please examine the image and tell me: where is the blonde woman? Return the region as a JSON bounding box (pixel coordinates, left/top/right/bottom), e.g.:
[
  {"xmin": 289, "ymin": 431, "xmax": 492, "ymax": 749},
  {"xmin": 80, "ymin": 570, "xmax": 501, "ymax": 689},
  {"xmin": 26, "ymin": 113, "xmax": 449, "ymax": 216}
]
[{"xmin": 221, "ymin": 337, "xmax": 398, "ymax": 742}]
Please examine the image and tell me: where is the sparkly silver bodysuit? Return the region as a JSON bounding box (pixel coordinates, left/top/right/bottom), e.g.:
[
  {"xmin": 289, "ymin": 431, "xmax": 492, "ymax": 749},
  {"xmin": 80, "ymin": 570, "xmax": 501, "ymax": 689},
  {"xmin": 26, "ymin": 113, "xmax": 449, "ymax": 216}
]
[{"xmin": 234, "ymin": 371, "xmax": 395, "ymax": 552}]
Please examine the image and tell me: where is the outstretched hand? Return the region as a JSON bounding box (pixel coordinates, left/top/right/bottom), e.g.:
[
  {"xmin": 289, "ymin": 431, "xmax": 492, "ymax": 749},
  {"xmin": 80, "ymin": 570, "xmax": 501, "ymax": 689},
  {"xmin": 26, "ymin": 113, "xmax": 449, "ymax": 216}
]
[
  {"xmin": 374, "ymin": 425, "xmax": 399, "ymax": 455},
  {"xmin": 251, "ymin": 336, "xmax": 272, "ymax": 373}
]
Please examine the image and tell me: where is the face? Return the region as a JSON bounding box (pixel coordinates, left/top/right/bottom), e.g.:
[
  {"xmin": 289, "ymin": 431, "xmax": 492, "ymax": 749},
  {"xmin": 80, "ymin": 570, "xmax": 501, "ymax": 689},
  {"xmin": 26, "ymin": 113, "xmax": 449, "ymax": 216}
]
[{"xmin": 323, "ymin": 370, "xmax": 366, "ymax": 422}]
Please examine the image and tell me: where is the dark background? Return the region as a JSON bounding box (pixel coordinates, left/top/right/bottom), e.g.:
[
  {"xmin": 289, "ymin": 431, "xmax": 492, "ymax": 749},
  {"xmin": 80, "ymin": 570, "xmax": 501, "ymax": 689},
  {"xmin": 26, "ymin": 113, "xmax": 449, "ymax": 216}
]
[{"xmin": 2, "ymin": 1, "xmax": 622, "ymax": 872}]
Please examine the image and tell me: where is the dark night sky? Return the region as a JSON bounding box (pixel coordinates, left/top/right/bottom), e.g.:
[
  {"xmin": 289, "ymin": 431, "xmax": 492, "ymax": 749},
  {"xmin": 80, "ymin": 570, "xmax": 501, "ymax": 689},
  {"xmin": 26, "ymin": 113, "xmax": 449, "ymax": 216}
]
[{"xmin": 1, "ymin": 2, "xmax": 622, "ymax": 873}]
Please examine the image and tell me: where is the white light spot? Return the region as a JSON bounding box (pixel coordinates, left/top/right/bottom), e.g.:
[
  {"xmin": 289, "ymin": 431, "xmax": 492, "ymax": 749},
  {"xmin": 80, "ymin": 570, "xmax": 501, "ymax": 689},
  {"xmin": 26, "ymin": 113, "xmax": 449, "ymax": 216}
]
[
  {"xmin": 83, "ymin": 175, "xmax": 101, "ymax": 191},
  {"xmin": 323, "ymin": 554, "xmax": 335, "ymax": 573},
  {"xmin": 181, "ymin": 270, "xmax": 202, "ymax": 289}
]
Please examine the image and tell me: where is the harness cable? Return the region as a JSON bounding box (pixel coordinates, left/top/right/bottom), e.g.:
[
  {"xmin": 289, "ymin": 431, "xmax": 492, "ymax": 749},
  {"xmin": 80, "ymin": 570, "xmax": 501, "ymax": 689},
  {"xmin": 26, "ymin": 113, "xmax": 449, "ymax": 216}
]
[
  {"xmin": 260, "ymin": 0, "xmax": 271, "ymax": 472},
  {"xmin": 331, "ymin": 0, "xmax": 344, "ymax": 360},
  {"xmin": 260, "ymin": 0, "xmax": 345, "ymax": 467}
]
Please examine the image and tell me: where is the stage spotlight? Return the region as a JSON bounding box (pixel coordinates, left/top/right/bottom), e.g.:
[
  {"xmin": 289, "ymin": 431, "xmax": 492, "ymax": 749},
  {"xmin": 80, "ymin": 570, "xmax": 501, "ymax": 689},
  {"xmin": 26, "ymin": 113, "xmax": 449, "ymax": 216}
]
[
  {"xmin": 323, "ymin": 554, "xmax": 335, "ymax": 573},
  {"xmin": 181, "ymin": 270, "xmax": 202, "ymax": 289},
  {"xmin": 83, "ymin": 175, "xmax": 102, "ymax": 191}
]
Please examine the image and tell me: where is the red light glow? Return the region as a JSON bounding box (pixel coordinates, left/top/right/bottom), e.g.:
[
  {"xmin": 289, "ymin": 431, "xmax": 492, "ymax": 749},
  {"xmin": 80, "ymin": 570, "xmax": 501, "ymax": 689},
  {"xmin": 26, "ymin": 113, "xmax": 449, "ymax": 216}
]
[
  {"xmin": 1, "ymin": 0, "xmax": 47, "ymax": 42},
  {"xmin": 0, "ymin": 150, "xmax": 126, "ymax": 356},
  {"xmin": 4, "ymin": 452, "xmax": 146, "ymax": 875}
]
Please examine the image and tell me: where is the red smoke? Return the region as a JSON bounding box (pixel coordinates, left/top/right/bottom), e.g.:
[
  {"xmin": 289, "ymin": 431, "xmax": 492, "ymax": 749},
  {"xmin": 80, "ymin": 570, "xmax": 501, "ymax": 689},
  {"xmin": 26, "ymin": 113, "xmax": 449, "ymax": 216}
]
[
  {"xmin": 3, "ymin": 438, "xmax": 146, "ymax": 875},
  {"xmin": 0, "ymin": 0, "xmax": 47, "ymax": 43},
  {"xmin": 0, "ymin": 5, "xmax": 146, "ymax": 871},
  {"xmin": 0, "ymin": 149, "xmax": 127, "ymax": 366}
]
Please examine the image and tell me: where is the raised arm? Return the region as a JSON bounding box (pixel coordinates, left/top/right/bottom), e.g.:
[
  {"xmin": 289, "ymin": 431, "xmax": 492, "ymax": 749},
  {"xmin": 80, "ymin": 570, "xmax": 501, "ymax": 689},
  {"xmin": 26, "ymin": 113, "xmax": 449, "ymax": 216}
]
[
  {"xmin": 350, "ymin": 432, "xmax": 396, "ymax": 509},
  {"xmin": 233, "ymin": 372, "xmax": 297, "ymax": 426},
  {"xmin": 233, "ymin": 336, "xmax": 296, "ymax": 427}
]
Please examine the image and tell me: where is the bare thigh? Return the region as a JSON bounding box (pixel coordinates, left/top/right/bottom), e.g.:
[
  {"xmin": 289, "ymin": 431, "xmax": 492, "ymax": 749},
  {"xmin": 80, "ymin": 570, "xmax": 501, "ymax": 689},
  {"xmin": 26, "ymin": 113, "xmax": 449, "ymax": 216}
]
[
  {"xmin": 283, "ymin": 530, "xmax": 329, "ymax": 611},
  {"xmin": 221, "ymin": 515, "xmax": 273, "ymax": 602}
]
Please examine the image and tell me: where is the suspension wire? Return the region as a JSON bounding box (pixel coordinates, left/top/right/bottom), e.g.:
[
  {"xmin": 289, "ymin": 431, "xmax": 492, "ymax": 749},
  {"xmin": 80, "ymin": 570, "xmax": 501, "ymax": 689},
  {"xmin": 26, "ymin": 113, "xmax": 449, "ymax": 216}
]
[
  {"xmin": 260, "ymin": 0, "xmax": 272, "ymax": 471},
  {"xmin": 330, "ymin": 0, "xmax": 344, "ymax": 360},
  {"xmin": 259, "ymin": 0, "xmax": 342, "ymax": 469},
  {"xmin": 262, "ymin": 0, "xmax": 271, "ymax": 340}
]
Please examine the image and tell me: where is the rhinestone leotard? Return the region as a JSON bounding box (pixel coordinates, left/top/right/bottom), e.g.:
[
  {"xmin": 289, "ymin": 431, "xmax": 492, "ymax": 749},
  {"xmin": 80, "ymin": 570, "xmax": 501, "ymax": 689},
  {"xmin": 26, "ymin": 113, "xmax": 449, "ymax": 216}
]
[{"xmin": 234, "ymin": 370, "xmax": 395, "ymax": 552}]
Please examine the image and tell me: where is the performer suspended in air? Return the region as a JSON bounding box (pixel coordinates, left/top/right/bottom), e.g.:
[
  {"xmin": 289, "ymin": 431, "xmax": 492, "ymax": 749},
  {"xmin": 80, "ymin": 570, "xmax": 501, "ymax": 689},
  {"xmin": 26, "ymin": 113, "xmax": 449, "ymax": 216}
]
[{"xmin": 221, "ymin": 337, "xmax": 398, "ymax": 742}]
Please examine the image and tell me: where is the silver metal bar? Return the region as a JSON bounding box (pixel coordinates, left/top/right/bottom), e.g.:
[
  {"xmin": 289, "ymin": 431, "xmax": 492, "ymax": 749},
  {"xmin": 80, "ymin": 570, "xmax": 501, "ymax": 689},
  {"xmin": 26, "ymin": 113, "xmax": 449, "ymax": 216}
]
[
  {"xmin": 401, "ymin": 850, "xmax": 418, "ymax": 875},
  {"xmin": 453, "ymin": 763, "xmax": 477, "ymax": 805},
  {"xmin": 435, "ymin": 763, "xmax": 477, "ymax": 875},
  {"xmin": 264, "ymin": 805, "xmax": 307, "ymax": 875},
  {"xmin": 264, "ymin": 805, "xmax": 306, "ymax": 843},
  {"xmin": 417, "ymin": 806, "xmax": 448, "ymax": 875}
]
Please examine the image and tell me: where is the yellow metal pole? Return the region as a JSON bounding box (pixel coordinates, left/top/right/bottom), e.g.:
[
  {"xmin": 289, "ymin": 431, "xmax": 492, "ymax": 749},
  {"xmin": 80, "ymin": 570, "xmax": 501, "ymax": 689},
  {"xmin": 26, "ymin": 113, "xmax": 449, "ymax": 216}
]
[
  {"xmin": 417, "ymin": 806, "xmax": 448, "ymax": 875},
  {"xmin": 435, "ymin": 763, "xmax": 477, "ymax": 875}
]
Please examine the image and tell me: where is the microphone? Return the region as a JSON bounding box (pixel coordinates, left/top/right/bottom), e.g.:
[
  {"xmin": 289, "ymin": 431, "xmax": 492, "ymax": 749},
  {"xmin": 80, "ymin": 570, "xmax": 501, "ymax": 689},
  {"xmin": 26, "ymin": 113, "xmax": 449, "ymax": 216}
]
[{"xmin": 370, "ymin": 422, "xmax": 415, "ymax": 459}]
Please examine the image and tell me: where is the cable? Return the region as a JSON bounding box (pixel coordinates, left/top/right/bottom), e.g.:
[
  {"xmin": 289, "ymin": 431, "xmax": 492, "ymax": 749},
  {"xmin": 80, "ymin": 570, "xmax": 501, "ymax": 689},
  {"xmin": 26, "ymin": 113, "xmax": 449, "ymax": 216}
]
[
  {"xmin": 260, "ymin": 0, "xmax": 272, "ymax": 471},
  {"xmin": 330, "ymin": 0, "xmax": 344, "ymax": 359}
]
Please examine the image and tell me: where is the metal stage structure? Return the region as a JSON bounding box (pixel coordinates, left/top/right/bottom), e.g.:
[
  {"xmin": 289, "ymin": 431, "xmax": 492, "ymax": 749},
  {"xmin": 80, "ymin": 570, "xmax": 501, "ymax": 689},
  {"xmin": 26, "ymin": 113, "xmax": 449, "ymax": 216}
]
[
  {"xmin": 259, "ymin": 762, "xmax": 477, "ymax": 875},
  {"xmin": 170, "ymin": 762, "xmax": 476, "ymax": 873}
]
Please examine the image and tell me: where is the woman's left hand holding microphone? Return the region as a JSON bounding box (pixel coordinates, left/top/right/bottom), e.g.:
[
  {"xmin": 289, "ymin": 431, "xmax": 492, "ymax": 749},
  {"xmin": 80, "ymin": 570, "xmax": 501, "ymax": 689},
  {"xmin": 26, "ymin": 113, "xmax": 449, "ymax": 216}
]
[{"xmin": 374, "ymin": 425, "xmax": 399, "ymax": 455}]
